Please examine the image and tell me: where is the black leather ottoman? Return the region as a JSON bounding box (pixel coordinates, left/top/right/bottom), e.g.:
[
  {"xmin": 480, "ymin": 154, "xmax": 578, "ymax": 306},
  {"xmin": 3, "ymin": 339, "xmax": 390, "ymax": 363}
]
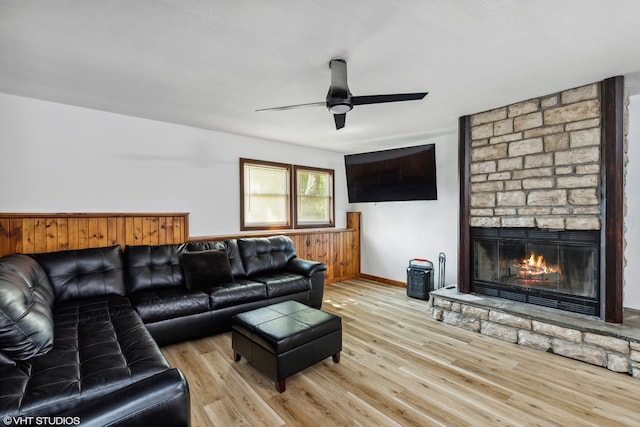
[{"xmin": 231, "ymin": 300, "xmax": 342, "ymax": 392}]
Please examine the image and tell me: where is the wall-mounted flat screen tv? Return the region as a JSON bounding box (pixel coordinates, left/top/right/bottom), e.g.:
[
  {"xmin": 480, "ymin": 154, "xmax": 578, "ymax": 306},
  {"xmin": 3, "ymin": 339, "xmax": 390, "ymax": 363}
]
[{"xmin": 344, "ymin": 143, "xmax": 437, "ymax": 203}]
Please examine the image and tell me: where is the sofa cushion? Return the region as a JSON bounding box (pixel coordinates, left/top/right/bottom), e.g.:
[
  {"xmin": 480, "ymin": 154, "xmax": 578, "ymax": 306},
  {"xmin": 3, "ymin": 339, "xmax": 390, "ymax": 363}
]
[
  {"xmin": 187, "ymin": 239, "xmax": 247, "ymax": 278},
  {"xmin": 0, "ymin": 254, "xmax": 55, "ymax": 362},
  {"xmin": 124, "ymin": 244, "xmax": 188, "ymax": 293},
  {"xmin": 237, "ymin": 236, "xmax": 297, "ymax": 277},
  {"xmin": 0, "ymin": 298, "xmax": 170, "ymax": 417},
  {"xmin": 54, "ymin": 295, "xmax": 134, "ymax": 322},
  {"xmin": 251, "ymin": 272, "xmax": 311, "ymax": 298},
  {"xmin": 129, "ymin": 289, "xmax": 211, "ymax": 323},
  {"xmin": 32, "ymin": 245, "xmax": 126, "ymax": 302},
  {"xmin": 208, "ymin": 280, "xmax": 267, "ymax": 309},
  {"xmin": 181, "ymin": 249, "xmax": 233, "ymax": 290}
]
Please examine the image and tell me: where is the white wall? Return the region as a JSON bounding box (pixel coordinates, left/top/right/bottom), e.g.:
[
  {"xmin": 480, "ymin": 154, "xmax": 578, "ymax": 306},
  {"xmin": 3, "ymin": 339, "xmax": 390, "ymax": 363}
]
[
  {"xmin": 625, "ymin": 95, "xmax": 640, "ymax": 309},
  {"xmin": 348, "ymin": 132, "xmax": 459, "ymax": 286},
  {"xmin": 0, "ymin": 93, "xmax": 347, "ymax": 235}
]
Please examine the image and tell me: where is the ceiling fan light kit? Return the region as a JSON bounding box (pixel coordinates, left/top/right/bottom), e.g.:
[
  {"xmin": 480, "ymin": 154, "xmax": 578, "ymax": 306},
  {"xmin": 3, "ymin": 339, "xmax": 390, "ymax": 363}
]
[
  {"xmin": 258, "ymin": 58, "xmax": 428, "ymax": 130},
  {"xmin": 328, "ymin": 103, "xmax": 352, "ymax": 114}
]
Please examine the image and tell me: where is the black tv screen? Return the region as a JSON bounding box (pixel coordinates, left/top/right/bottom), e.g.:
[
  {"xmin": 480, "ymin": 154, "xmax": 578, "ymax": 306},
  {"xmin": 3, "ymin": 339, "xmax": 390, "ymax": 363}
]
[{"xmin": 344, "ymin": 144, "xmax": 437, "ymax": 203}]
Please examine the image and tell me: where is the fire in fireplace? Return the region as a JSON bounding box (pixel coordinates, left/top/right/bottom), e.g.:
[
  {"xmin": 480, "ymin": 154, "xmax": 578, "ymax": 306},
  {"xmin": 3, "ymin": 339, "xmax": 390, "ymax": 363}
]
[
  {"xmin": 471, "ymin": 227, "xmax": 600, "ymax": 316},
  {"xmin": 512, "ymin": 251, "xmax": 560, "ymax": 287}
]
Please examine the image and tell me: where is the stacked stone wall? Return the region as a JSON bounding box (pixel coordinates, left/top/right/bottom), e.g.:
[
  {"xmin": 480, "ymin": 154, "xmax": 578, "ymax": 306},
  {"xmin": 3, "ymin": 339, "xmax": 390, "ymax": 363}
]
[{"xmin": 469, "ymin": 82, "xmax": 602, "ymax": 230}]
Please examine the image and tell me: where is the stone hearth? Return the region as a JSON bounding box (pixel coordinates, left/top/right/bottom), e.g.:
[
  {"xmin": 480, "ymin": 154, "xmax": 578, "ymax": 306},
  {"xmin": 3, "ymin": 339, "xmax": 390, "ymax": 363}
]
[{"xmin": 429, "ymin": 287, "xmax": 640, "ymax": 378}]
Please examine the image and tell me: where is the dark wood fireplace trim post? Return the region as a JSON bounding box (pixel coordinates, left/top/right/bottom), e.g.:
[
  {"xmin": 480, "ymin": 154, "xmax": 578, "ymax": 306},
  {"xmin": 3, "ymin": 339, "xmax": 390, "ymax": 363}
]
[
  {"xmin": 601, "ymin": 75, "xmax": 624, "ymax": 323},
  {"xmin": 458, "ymin": 115, "xmax": 472, "ymax": 294}
]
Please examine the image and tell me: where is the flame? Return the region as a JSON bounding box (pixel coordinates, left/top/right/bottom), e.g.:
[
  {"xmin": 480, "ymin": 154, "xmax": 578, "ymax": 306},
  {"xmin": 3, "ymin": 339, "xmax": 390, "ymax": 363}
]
[
  {"xmin": 521, "ymin": 252, "xmax": 558, "ymax": 275},
  {"xmin": 527, "ymin": 253, "xmax": 545, "ymax": 269}
]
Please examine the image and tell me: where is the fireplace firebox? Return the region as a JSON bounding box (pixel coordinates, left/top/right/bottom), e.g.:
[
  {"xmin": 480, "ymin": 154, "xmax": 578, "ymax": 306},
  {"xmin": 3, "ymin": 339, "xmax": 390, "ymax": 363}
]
[{"xmin": 471, "ymin": 227, "xmax": 600, "ymax": 316}]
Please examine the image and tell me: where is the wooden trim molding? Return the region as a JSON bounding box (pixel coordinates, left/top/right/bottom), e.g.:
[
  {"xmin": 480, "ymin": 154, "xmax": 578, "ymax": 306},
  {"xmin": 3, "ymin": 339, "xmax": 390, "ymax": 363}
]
[
  {"xmin": 360, "ymin": 274, "xmax": 405, "ymax": 288},
  {"xmin": 346, "ymin": 211, "xmax": 361, "ymax": 278},
  {"xmin": 458, "ymin": 115, "xmax": 472, "ymax": 294},
  {"xmin": 601, "ymin": 76, "xmax": 624, "ymax": 323}
]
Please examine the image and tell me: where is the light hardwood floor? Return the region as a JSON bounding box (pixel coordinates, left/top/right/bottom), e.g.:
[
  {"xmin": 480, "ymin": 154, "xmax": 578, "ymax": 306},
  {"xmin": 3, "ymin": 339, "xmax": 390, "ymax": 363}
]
[{"xmin": 162, "ymin": 279, "xmax": 640, "ymax": 427}]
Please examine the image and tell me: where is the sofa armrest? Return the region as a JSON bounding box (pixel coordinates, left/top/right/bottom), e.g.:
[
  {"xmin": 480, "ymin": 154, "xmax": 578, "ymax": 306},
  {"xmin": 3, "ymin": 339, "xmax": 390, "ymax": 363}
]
[
  {"xmin": 287, "ymin": 258, "xmax": 326, "ymax": 309},
  {"xmin": 286, "ymin": 258, "xmax": 327, "ymax": 277},
  {"xmin": 59, "ymin": 368, "xmax": 190, "ymax": 427}
]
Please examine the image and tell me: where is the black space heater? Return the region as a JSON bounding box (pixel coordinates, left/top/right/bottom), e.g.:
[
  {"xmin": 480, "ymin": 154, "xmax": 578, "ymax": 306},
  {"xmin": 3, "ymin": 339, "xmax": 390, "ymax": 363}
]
[{"xmin": 406, "ymin": 258, "xmax": 434, "ymax": 300}]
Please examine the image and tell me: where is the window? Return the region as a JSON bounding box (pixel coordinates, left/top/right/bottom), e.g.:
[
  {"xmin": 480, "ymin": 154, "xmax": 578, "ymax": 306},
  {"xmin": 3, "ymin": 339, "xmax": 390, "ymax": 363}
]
[
  {"xmin": 240, "ymin": 159, "xmax": 292, "ymax": 230},
  {"xmin": 294, "ymin": 166, "xmax": 334, "ymax": 228},
  {"xmin": 240, "ymin": 159, "xmax": 334, "ymax": 230}
]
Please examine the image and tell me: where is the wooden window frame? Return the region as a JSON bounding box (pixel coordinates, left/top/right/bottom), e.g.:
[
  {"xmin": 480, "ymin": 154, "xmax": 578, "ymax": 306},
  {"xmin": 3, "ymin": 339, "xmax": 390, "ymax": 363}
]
[
  {"xmin": 240, "ymin": 159, "xmax": 335, "ymax": 231},
  {"xmin": 240, "ymin": 158, "xmax": 293, "ymax": 231},
  {"xmin": 293, "ymin": 165, "xmax": 335, "ymax": 229}
]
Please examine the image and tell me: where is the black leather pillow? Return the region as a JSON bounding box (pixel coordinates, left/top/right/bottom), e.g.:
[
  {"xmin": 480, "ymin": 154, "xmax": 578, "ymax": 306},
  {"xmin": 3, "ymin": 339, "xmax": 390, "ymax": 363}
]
[{"xmin": 181, "ymin": 250, "xmax": 233, "ymax": 290}]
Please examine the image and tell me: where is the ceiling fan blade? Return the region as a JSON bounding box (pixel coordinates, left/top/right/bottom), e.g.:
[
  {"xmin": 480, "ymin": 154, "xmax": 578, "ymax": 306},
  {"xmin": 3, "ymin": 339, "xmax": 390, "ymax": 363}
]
[
  {"xmin": 255, "ymin": 101, "xmax": 325, "ymax": 112},
  {"xmin": 333, "ymin": 113, "xmax": 346, "ymax": 130},
  {"xmin": 351, "ymin": 92, "xmax": 428, "ymax": 106}
]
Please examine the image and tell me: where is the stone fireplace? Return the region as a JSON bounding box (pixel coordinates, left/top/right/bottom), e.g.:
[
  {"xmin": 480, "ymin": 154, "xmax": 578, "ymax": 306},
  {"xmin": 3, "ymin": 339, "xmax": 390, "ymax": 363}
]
[
  {"xmin": 429, "ymin": 76, "xmax": 635, "ymax": 378},
  {"xmin": 457, "ymin": 76, "xmax": 624, "ymax": 323}
]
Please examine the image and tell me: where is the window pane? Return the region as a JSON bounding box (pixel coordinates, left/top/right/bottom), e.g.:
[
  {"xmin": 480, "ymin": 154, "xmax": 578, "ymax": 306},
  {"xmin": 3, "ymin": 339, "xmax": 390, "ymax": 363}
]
[
  {"xmin": 297, "ymin": 170, "xmax": 329, "ymax": 196},
  {"xmin": 247, "ymin": 165, "xmax": 289, "ymax": 195},
  {"xmin": 298, "ymin": 196, "xmax": 331, "ymax": 222},
  {"xmin": 243, "ymin": 162, "xmax": 290, "ymax": 228},
  {"xmin": 245, "ymin": 195, "xmax": 289, "ymax": 225}
]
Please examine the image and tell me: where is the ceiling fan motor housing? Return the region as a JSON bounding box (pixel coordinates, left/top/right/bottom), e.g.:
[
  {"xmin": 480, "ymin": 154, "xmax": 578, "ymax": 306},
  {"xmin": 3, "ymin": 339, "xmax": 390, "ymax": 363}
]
[{"xmin": 327, "ymin": 58, "xmax": 353, "ymax": 114}]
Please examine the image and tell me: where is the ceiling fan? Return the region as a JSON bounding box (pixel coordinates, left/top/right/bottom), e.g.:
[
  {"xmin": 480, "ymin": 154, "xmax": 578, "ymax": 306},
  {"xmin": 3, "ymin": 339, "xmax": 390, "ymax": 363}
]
[{"xmin": 256, "ymin": 58, "xmax": 428, "ymax": 130}]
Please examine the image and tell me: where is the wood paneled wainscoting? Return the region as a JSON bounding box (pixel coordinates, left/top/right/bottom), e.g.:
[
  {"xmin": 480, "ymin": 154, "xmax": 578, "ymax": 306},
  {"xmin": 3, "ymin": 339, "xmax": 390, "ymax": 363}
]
[
  {"xmin": 0, "ymin": 211, "xmax": 361, "ymax": 284},
  {"xmin": 0, "ymin": 212, "xmax": 190, "ymax": 257}
]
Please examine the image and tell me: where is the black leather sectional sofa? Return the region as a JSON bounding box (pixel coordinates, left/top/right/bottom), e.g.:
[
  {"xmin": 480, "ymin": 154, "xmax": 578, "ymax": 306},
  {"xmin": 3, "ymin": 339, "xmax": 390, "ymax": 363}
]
[{"xmin": 0, "ymin": 236, "xmax": 326, "ymax": 426}]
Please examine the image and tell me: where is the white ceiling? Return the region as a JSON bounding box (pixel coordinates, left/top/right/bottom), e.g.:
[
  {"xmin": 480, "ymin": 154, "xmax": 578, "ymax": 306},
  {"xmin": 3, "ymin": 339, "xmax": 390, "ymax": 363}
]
[{"xmin": 2, "ymin": 1, "xmax": 640, "ymax": 154}]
